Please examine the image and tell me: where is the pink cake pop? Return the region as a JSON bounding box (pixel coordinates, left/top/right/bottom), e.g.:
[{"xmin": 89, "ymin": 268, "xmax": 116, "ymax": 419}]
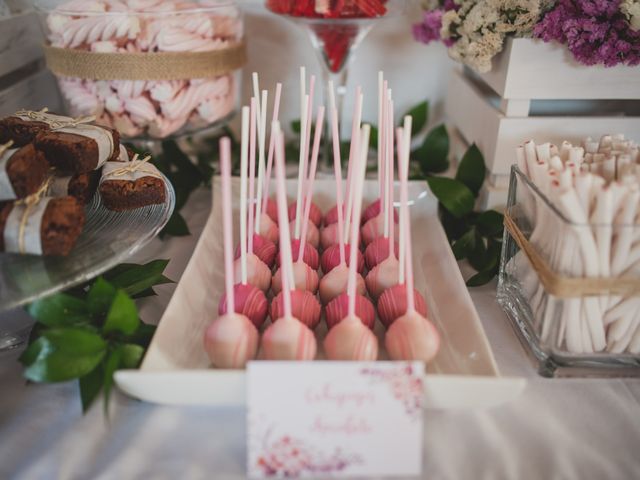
[
  {"xmin": 366, "ymin": 93, "xmax": 399, "ymax": 300},
  {"xmin": 218, "ymin": 282, "xmax": 269, "ymax": 329},
  {"xmin": 204, "ymin": 137, "xmax": 258, "ymax": 369},
  {"xmin": 361, "ymin": 198, "xmax": 399, "ymax": 226},
  {"xmin": 320, "ymin": 244, "xmax": 365, "ymax": 274},
  {"xmin": 234, "ymin": 234, "xmax": 276, "ymax": 269},
  {"xmin": 324, "ymin": 124, "xmax": 378, "ymax": 361},
  {"xmin": 233, "ymin": 106, "xmax": 271, "ymax": 291},
  {"xmin": 364, "ymin": 236, "xmax": 399, "ymax": 270},
  {"xmin": 261, "ymin": 122, "xmax": 317, "ymax": 360},
  {"xmin": 377, "ymin": 285, "xmax": 427, "ymax": 328},
  {"xmin": 325, "ymin": 293, "xmax": 375, "ymax": 330},
  {"xmin": 275, "ymin": 239, "xmax": 319, "ymax": 270},
  {"xmin": 272, "ymin": 261, "xmax": 319, "ymax": 294},
  {"xmin": 270, "ymin": 289, "xmax": 322, "ymax": 329},
  {"xmin": 319, "ymin": 81, "xmax": 365, "ymax": 305},
  {"xmin": 385, "ymin": 120, "xmax": 440, "ymax": 362},
  {"xmin": 264, "ymin": 198, "xmax": 278, "ymax": 223},
  {"xmin": 288, "ymin": 201, "xmax": 323, "ymax": 228}
]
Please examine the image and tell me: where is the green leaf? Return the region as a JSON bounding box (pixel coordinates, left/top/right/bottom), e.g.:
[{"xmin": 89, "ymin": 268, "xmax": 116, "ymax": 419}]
[
  {"xmin": 104, "ymin": 260, "xmax": 172, "ymax": 297},
  {"xmin": 291, "ymin": 119, "xmax": 301, "ymax": 134},
  {"xmin": 160, "ymin": 210, "xmax": 191, "ymax": 237},
  {"xmin": 126, "ymin": 323, "xmax": 157, "ymax": 349},
  {"xmin": 403, "ymin": 101, "xmax": 429, "ymax": 136},
  {"xmin": 426, "ymin": 177, "xmax": 475, "ymax": 218},
  {"xmin": 369, "ymin": 126, "xmax": 379, "ymax": 150},
  {"xmin": 468, "ymin": 236, "xmax": 501, "ymax": 273},
  {"xmin": 466, "ymin": 266, "xmax": 499, "ymax": 287},
  {"xmin": 451, "ymin": 228, "xmax": 475, "ymax": 260},
  {"xmin": 103, "ymin": 347, "xmax": 122, "ymax": 415},
  {"xmin": 120, "ymin": 344, "xmax": 144, "ymax": 368},
  {"xmin": 161, "ymin": 140, "xmax": 203, "ymax": 191},
  {"xmin": 455, "ymin": 143, "xmax": 485, "ymax": 196},
  {"xmin": 22, "ymin": 328, "xmax": 106, "ymax": 382},
  {"xmin": 103, "ymin": 290, "xmax": 139, "ymax": 336},
  {"xmin": 79, "ymin": 365, "xmax": 103, "ymax": 413},
  {"xmin": 86, "ymin": 277, "xmax": 116, "ymax": 318},
  {"xmin": 416, "ymin": 124, "xmax": 450, "ymax": 174},
  {"xmin": 441, "ymin": 209, "xmax": 470, "ymax": 241},
  {"xmin": 476, "ymin": 210, "xmax": 504, "ymax": 238},
  {"xmin": 27, "ymin": 294, "xmax": 88, "ymax": 328}
]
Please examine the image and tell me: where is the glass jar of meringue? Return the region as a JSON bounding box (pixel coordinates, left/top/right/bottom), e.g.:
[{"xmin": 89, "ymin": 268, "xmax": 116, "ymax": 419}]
[{"xmin": 36, "ymin": 0, "xmax": 244, "ymax": 140}]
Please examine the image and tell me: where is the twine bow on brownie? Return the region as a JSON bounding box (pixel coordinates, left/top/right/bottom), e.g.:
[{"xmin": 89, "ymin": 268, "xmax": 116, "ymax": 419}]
[
  {"xmin": 101, "ymin": 154, "xmax": 162, "ymax": 183},
  {"xmin": 14, "ymin": 177, "xmax": 52, "ymax": 254},
  {"xmin": 15, "ymin": 108, "xmax": 96, "ymax": 130}
]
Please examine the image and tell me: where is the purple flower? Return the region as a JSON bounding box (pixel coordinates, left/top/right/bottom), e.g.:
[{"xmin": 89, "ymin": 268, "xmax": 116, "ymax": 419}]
[
  {"xmin": 534, "ymin": 0, "xmax": 640, "ymax": 67},
  {"xmin": 412, "ymin": 10, "xmax": 445, "ymax": 45}
]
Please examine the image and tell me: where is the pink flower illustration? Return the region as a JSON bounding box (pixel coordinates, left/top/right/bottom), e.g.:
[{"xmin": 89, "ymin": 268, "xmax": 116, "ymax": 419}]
[
  {"xmin": 257, "ymin": 431, "xmax": 362, "ymax": 477},
  {"xmin": 360, "ymin": 364, "xmax": 424, "ymax": 419}
]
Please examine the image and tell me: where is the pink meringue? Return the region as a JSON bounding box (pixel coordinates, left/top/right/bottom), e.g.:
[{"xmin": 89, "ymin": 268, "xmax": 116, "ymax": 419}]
[
  {"xmin": 203, "ymin": 312, "xmax": 258, "ymax": 368},
  {"xmin": 218, "ymin": 283, "xmax": 268, "ymax": 329}
]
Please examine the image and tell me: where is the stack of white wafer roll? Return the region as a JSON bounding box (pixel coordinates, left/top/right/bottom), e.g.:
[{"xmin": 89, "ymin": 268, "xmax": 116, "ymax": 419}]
[{"xmin": 512, "ymin": 134, "xmax": 640, "ymax": 355}]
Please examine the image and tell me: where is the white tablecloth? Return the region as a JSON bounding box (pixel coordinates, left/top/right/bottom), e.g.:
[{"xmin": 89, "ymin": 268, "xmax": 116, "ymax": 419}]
[{"xmin": 1, "ymin": 188, "xmax": 639, "ymax": 480}]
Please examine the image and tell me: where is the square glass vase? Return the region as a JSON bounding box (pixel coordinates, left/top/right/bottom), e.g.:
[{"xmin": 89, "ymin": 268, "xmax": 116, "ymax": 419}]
[{"xmin": 497, "ymin": 166, "xmax": 640, "ymax": 377}]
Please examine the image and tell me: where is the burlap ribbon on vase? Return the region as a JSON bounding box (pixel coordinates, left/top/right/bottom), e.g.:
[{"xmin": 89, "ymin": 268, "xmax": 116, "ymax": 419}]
[
  {"xmin": 504, "ymin": 209, "xmax": 640, "ymax": 298},
  {"xmin": 43, "ymin": 40, "xmax": 247, "ymax": 80}
]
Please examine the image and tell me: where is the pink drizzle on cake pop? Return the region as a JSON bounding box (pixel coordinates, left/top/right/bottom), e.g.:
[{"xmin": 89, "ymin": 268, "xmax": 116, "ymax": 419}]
[
  {"xmin": 218, "ymin": 283, "xmax": 268, "ymax": 329},
  {"xmin": 288, "ymin": 200, "xmax": 323, "ymax": 228},
  {"xmin": 275, "ymin": 239, "xmax": 319, "ymax": 270},
  {"xmin": 377, "ymin": 284, "xmax": 427, "ymax": 328},
  {"xmin": 235, "ymin": 233, "xmax": 276, "ymax": 269},
  {"xmin": 319, "ymin": 263, "xmax": 366, "ymax": 305},
  {"xmin": 325, "ymin": 292, "xmax": 375, "ymax": 329},
  {"xmin": 272, "ymin": 260, "xmax": 319, "ymax": 294},
  {"xmin": 270, "ymin": 289, "xmax": 322, "ymax": 329},
  {"xmin": 321, "ymin": 244, "xmax": 364, "ymax": 274},
  {"xmin": 364, "ymin": 237, "xmax": 399, "ymax": 270}
]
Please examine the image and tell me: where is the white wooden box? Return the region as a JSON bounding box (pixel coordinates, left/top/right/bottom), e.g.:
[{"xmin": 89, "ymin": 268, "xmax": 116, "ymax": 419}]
[{"xmin": 445, "ymin": 38, "xmax": 640, "ymax": 181}]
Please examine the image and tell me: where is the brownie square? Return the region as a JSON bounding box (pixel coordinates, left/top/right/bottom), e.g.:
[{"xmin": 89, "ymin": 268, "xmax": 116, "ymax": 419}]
[
  {"xmin": 1, "ymin": 144, "xmax": 50, "ymax": 200},
  {"xmin": 0, "ymin": 111, "xmax": 73, "ymax": 147},
  {"xmin": 99, "ymin": 161, "xmax": 166, "ymax": 211},
  {"xmin": 35, "ymin": 126, "xmax": 120, "ymax": 175},
  {"xmin": 0, "ymin": 196, "xmax": 85, "ymax": 256}
]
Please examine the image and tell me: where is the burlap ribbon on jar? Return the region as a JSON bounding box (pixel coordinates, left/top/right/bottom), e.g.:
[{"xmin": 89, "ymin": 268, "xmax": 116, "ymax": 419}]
[
  {"xmin": 503, "ymin": 209, "xmax": 640, "ymax": 298},
  {"xmin": 43, "ymin": 39, "xmax": 247, "ymax": 81}
]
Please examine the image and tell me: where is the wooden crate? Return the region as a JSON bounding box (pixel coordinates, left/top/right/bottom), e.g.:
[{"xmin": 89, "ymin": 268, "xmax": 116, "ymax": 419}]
[
  {"xmin": 0, "ymin": 11, "xmax": 62, "ymax": 117},
  {"xmin": 445, "ymin": 38, "xmax": 640, "ymax": 182}
]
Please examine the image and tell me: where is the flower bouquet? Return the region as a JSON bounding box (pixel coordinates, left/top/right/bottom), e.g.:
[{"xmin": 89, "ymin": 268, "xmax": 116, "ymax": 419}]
[{"xmin": 413, "ymin": 0, "xmax": 640, "ymax": 73}]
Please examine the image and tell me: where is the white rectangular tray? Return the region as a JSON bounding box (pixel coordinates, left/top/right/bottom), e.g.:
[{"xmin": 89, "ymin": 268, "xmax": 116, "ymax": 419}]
[{"xmin": 116, "ymin": 178, "xmax": 525, "ymax": 409}]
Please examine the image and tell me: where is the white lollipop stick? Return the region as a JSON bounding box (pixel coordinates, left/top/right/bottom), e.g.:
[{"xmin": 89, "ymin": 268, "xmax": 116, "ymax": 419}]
[
  {"xmin": 248, "ymin": 97, "xmax": 257, "ymax": 253},
  {"xmin": 385, "ymin": 94, "xmax": 394, "ymax": 244},
  {"xmin": 397, "ymin": 127, "xmax": 405, "ymax": 284},
  {"xmin": 255, "ymin": 89, "xmax": 268, "ymax": 234},
  {"xmin": 294, "ymin": 96, "xmax": 309, "ymax": 239},
  {"xmin": 382, "ymin": 86, "xmax": 390, "ymax": 239},
  {"xmin": 301, "ymin": 76, "xmax": 315, "ymax": 191},
  {"xmin": 348, "ymin": 125, "xmax": 371, "ymax": 316},
  {"xmin": 299, "ymin": 106, "xmax": 325, "ymax": 263},
  {"xmin": 377, "ymin": 71, "xmax": 384, "ymax": 199},
  {"xmin": 274, "ymin": 123, "xmax": 293, "ymax": 317},
  {"xmin": 329, "ymin": 81, "xmax": 346, "ymax": 265},
  {"xmin": 344, "ymin": 89, "xmax": 363, "ymax": 244},
  {"xmin": 239, "ymin": 106, "xmax": 249, "ymax": 284},
  {"xmin": 220, "ymin": 137, "xmax": 235, "ymax": 313},
  {"xmin": 262, "ymin": 82, "xmax": 282, "ymax": 212},
  {"xmin": 401, "ymin": 117, "xmax": 415, "ymax": 311}
]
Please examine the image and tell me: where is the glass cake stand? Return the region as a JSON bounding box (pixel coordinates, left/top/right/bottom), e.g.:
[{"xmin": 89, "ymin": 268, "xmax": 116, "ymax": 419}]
[{"xmin": 0, "ymin": 176, "xmax": 175, "ymax": 350}]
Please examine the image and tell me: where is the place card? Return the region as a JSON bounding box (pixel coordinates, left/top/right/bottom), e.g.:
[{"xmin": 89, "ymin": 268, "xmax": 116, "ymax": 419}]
[{"xmin": 247, "ymin": 361, "xmax": 424, "ymax": 478}]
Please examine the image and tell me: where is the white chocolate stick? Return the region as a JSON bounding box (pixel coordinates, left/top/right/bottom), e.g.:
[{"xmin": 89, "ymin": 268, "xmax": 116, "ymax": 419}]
[
  {"xmin": 386, "ymin": 94, "xmax": 395, "ymax": 257},
  {"xmin": 344, "ymin": 90, "xmax": 363, "ymax": 245},
  {"xmin": 248, "ymin": 97, "xmax": 257, "ymax": 254},
  {"xmin": 401, "ymin": 118, "xmax": 416, "ymax": 311},
  {"xmin": 348, "ymin": 125, "xmax": 370, "ymax": 316},
  {"xmin": 220, "ymin": 137, "xmax": 235, "ymax": 313},
  {"xmin": 298, "ymin": 107, "xmax": 325, "ymax": 262},
  {"xmin": 377, "ymin": 71, "xmax": 384, "ymax": 199},
  {"xmin": 239, "ymin": 106, "xmax": 249, "ymax": 284},
  {"xmin": 255, "ymin": 89, "xmax": 268, "ymax": 234},
  {"xmin": 294, "ymin": 96, "xmax": 309, "ymax": 239},
  {"xmin": 262, "ymin": 83, "xmax": 282, "ymax": 212},
  {"xmin": 274, "ymin": 122, "xmax": 293, "ymax": 315},
  {"xmin": 329, "ymin": 81, "xmax": 346, "ymax": 265},
  {"xmin": 383, "ymin": 88, "xmax": 391, "ymax": 239},
  {"xmin": 397, "ymin": 127, "xmax": 406, "ymax": 284}
]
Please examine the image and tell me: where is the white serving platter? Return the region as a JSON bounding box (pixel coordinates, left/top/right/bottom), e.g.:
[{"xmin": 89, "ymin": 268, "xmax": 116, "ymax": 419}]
[{"xmin": 116, "ymin": 178, "xmax": 525, "ymax": 409}]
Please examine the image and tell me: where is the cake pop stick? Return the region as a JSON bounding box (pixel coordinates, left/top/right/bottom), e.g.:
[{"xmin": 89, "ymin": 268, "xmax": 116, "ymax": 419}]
[
  {"xmin": 255, "ymin": 89, "xmax": 268, "ymax": 235},
  {"xmin": 330, "ymin": 81, "xmax": 345, "ymax": 264},
  {"xmin": 294, "ymin": 95, "xmax": 309, "ymax": 240},
  {"xmin": 248, "ymin": 97, "xmax": 257, "ymax": 254},
  {"xmin": 324, "ymin": 125, "xmax": 378, "ymax": 361},
  {"xmin": 343, "ymin": 89, "xmax": 363, "ymax": 244},
  {"xmin": 261, "ymin": 122, "xmax": 317, "ymax": 361},
  {"xmin": 302, "ymin": 75, "xmax": 315, "ymax": 189},
  {"xmin": 378, "ymin": 71, "xmax": 384, "ymax": 199},
  {"xmin": 385, "ymin": 119, "xmax": 440, "ymax": 362},
  {"xmin": 262, "ymin": 82, "xmax": 282, "ymax": 217},
  {"xmin": 204, "ymin": 137, "xmax": 259, "ymax": 369}
]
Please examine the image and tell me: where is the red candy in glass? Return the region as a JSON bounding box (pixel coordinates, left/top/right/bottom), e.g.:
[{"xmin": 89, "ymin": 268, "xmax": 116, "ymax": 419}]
[{"xmin": 266, "ymin": 0, "xmax": 388, "ymax": 73}]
